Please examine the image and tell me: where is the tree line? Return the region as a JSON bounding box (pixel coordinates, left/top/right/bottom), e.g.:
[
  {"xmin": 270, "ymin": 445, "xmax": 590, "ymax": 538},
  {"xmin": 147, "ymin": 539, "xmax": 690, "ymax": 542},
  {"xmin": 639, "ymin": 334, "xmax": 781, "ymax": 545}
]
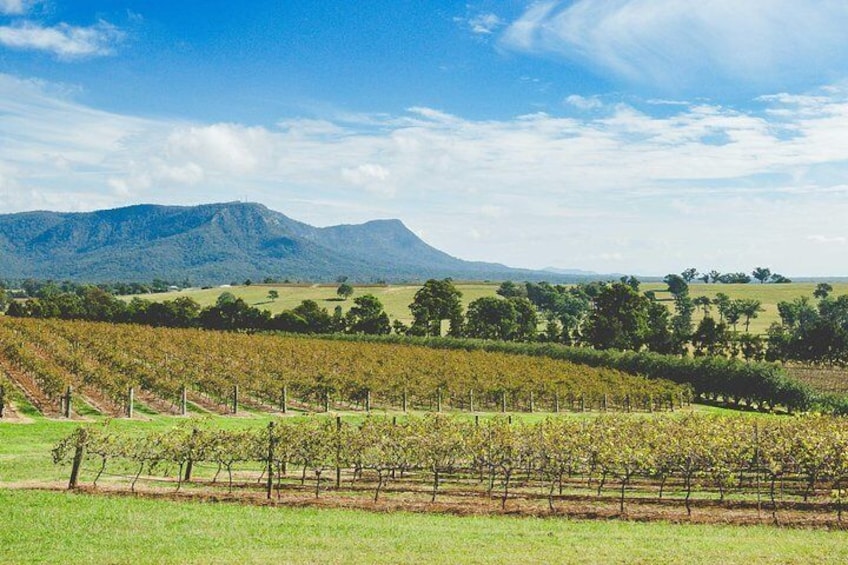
[{"xmin": 3, "ymin": 273, "xmax": 847, "ymax": 367}]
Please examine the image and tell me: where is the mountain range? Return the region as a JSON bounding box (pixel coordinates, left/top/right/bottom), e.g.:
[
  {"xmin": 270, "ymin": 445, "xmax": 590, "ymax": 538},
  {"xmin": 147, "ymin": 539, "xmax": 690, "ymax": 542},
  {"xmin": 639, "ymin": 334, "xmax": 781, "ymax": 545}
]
[{"xmin": 0, "ymin": 202, "xmax": 587, "ymax": 284}]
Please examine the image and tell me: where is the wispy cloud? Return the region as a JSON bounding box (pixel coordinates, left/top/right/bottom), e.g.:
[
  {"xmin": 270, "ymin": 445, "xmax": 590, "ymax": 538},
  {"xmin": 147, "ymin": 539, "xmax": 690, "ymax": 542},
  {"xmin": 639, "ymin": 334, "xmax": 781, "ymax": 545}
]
[
  {"xmin": 0, "ymin": 0, "xmax": 33, "ymax": 16},
  {"xmin": 0, "ymin": 20, "xmax": 124, "ymax": 59},
  {"xmin": 807, "ymin": 235, "xmax": 847, "ymax": 245},
  {"xmin": 565, "ymin": 94, "xmax": 602, "ymax": 110},
  {"xmin": 500, "ymin": 0, "xmax": 848, "ymax": 94},
  {"xmin": 468, "ymin": 13, "xmax": 503, "ymax": 35},
  {"xmin": 4, "ymin": 74, "xmax": 848, "ymax": 274}
]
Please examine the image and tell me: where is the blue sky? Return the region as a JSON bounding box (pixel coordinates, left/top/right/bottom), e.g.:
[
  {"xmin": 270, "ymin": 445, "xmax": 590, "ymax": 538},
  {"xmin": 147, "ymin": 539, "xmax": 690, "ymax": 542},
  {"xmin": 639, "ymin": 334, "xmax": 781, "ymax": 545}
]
[{"xmin": 2, "ymin": 1, "xmax": 848, "ymax": 276}]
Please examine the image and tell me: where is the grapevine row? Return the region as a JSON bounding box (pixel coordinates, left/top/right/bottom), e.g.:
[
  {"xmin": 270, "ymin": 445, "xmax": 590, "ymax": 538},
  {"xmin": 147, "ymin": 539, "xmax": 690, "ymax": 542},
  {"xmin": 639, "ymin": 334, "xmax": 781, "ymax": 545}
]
[
  {"xmin": 0, "ymin": 317, "xmax": 689, "ymax": 415},
  {"xmin": 54, "ymin": 414, "xmax": 848, "ymax": 521}
]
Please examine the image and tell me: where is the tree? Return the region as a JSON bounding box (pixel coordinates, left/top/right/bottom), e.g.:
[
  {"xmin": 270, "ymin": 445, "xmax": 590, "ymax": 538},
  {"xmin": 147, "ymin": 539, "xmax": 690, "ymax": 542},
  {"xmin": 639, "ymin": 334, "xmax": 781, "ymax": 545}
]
[
  {"xmin": 770, "ymin": 273, "xmax": 791, "ymax": 284},
  {"xmin": 718, "ymin": 272, "xmax": 752, "ymax": 284},
  {"xmin": 495, "ymin": 281, "xmax": 526, "ymax": 299},
  {"xmin": 267, "ymin": 289, "xmax": 279, "ymax": 302},
  {"xmin": 670, "ymin": 294, "xmax": 694, "ymax": 354},
  {"xmin": 292, "ymin": 300, "xmax": 333, "ymax": 333},
  {"xmin": 681, "ymin": 268, "xmax": 699, "ymax": 283},
  {"xmin": 644, "ymin": 300, "xmax": 675, "ymax": 354},
  {"xmin": 708, "ymin": 270, "xmax": 722, "ymax": 283},
  {"xmin": 814, "ymin": 283, "xmax": 833, "ymax": 300},
  {"xmin": 620, "ymin": 275, "xmax": 640, "ymax": 291},
  {"xmin": 271, "ymin": 311, "xmax": 309, "ymax": 333},
  {"xmin": 345, "ymin": 295, "xmax": 390, "ymax": 335},
  {"xmin": 409, "ymin": 279, "xmax": 464, "ymax": 337},
  {"xmin": 752, "ymin": 267, "xmax": 772, "ymax": 284},
  {"xmin": 663, "ymin": 274, "xmax": 689, "ymax": 298},
  {"xmin": 508, "ymin": 297, "xmax": 538, "ymax": 342},
  {"xmin": 736, "ymin": 299, "xmax": 763, "ymax": 333},
  {"xmin": 466, "ymin": 297, "xmax": 517, "ymax": 341},
  {"xmin": 584, "ymin": 282, "xmax": 650, "ymax": 350},
  {"xmin": 714, "ymin": 293, "xmax": 731, "ymax": 322},
  {"xmin": 336, "ymin": 283, "xmax": 354, "ymax": 300},
  {"xmin": 693, "ymin": 296, "xmax": 712, "ymax": 317},
  {"xmin": 199, "ymin": 296, "xmax": 269, "ymax": 330},
  {"xmin": 691, "ymin": 317, "xmax": 730, "ymax": 356}
]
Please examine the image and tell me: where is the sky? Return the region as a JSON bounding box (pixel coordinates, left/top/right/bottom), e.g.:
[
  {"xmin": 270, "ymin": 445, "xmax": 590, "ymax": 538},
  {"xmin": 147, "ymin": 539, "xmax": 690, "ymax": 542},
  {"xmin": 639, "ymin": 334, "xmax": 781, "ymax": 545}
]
[{"xmin": 2, "ymin": 1, "xmax": 848, "ymax": 276}]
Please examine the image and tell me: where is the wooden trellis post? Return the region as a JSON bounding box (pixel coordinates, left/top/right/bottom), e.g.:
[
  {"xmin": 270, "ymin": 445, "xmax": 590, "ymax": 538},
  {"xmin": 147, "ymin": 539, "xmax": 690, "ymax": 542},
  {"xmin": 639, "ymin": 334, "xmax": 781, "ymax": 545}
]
[
  {"xmin": 180, "ymin": 385, "xmax": 188, "ymax": 416},
  {"xmin": 266, "ymin": 421, "xmax": 275, "ymax": 500},
  {"xmin": 64, "ymin": 386, "xmax": 73, "ymax": 418},
  {"xmin": 127, "ymin": 387, "xmax": 134, "ymax": 419}
]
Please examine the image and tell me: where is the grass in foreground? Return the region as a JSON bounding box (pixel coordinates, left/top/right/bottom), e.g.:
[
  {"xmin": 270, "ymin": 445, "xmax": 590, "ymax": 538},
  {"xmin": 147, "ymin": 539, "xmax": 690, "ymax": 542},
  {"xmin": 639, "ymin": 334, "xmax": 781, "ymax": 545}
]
[{"xmin": 2, "ymin": 489, "xmax": 847, "ymax": 565}]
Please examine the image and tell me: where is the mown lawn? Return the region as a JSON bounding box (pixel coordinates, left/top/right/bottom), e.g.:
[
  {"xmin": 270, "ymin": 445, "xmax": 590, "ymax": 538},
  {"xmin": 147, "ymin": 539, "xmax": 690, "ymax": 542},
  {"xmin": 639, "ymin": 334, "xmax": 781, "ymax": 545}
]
[{"xmin": 2, "ymin": 489, "xmax": 847, "ymax": 565}]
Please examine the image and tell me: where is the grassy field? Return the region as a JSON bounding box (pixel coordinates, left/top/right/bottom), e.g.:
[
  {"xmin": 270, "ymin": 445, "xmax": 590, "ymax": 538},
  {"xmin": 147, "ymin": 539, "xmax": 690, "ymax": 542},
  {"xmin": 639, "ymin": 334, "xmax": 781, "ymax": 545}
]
[
  {"xmin": 134, "ymin": 283, "xmax": 500, "ymax": 325},
  {"xmin": 135, "ymin": 281, "xmax": 848, "ymax": 334},
  {"xmin": 3, "ymin": 489, "xmax": 847, "ymax": 565}
]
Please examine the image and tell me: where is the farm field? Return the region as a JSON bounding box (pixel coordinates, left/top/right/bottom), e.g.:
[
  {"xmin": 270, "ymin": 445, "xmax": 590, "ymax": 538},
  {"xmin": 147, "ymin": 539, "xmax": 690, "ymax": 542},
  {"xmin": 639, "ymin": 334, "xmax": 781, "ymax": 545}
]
[
  {"xmin": 3, "ymin": 407, "xmax": 848, "ymax": 564},
  {"xmin": 132, "ymin": 281, "xmax": 848, "ymax": 335}
]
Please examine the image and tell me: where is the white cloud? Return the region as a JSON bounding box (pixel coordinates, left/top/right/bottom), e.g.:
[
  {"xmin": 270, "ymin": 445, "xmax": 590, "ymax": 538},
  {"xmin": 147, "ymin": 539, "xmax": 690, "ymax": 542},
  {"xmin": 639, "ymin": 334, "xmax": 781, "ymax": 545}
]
[
  {"xmin": 341, "ymin": 163, "xmax": 394, "ymax": 196},
  {"xmin": 500, "ymin": 0, "xmax": 848, "ymax": 93},
  {"xmin": 807, "ymin": 235, "xmax": 847, "ymax": 245},
  {"xmin": 5, "ymin": 74, "xmax": 848, "ymax": 274},
  {"xmin": 468, "ymin": 13, "xmax": 503, "ymax": 35},
  {"xmin": 0, "ymin": 0, "xmax": 30, "ymax": 15},
  {"xmin": 565, "ymin": 94, "xmax": 602, "ymax": 110},
  {"xmin": 0, "ymin": 20, "xmax": 123, "ymax": 59}
]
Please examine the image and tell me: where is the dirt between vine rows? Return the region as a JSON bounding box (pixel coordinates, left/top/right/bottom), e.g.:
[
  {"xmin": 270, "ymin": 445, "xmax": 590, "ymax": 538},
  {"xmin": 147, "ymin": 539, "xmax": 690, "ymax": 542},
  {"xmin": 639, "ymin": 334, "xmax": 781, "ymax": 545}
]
[{"xmin": 16, "ymin": 481, "xmax": 848, "ymax": 530}]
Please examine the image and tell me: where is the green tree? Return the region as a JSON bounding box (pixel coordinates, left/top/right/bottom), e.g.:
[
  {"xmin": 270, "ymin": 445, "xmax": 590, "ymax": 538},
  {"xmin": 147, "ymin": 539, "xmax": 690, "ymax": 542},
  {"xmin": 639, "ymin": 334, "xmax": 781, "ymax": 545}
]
[
  {"xmin": 495, "ymin": 281, "xmax": 526, "ymax": 299},
  {"xmin": 409, "ymin": 279, "xmax": 464, "ymax": 337},
  {"xmin": 291, "ymin": 300, "xmax": 333, "ymax": 333},
  {"xmin": 584, "ymin": 282, "xmax": 650, "ymax": 350},
  {"xmin": 693, "ymin": 296, "xmax": 712, "ymax": 317},
  {"xmin": 267, "ymin": 289, "xmax": 279, "ymax": 302},
  {"xmin": 345, "ymin": 295, "xmax": 391, "ymax": 335},
  {"xmin": 336, "ymin": 283, "xmax": 354, "ymax": 300},
  {"xmin": 691, "ymin": 317, "xmax": 730, "ymax": 356},
  {"xmin": 736, "ymin": 299, "xmax": 764, "ymax": 333},
  {"xmin": 465, "ymin": 297, "xmax": 518, "ymax": 341},
  {"xmin": 814, "ymin": 283, "xmax": 833, "ymax": 300},
  {"xmin": 752, "ymin": 267, "xmax": 772, "ymax": 284},
  {"xmin": 644, "ymin": 300, "xmax": 675, "ymax": 353},
  {"xmin": 508, "ymin": 297, "xmax": 538, "ymax": 342},
  {"xmin": 663, "ymin": 274, "xmax": 689, "ymax": 297},
  {"xmin": 681, "ymin": 268, "xmax": 699, "ymax": 283}
]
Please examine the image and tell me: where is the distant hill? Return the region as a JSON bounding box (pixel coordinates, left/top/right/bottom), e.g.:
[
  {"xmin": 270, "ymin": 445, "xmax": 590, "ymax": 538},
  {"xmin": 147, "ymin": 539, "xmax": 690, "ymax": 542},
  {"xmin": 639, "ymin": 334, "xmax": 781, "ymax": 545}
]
[{"xmin": 0, "ymin": 202, "xmax": 592, "ymax": 284}]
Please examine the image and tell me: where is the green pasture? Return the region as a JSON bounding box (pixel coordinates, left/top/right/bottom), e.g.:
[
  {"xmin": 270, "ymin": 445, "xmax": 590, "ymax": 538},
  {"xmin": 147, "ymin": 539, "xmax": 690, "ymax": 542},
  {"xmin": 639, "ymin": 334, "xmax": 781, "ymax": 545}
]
[
  {"xmin": 130, "ymin": 283, "xmax": 500, "ymax": 326},
  {"xmin": 133, "ymin": 281, "xmax": 848, "ymax": 335}
]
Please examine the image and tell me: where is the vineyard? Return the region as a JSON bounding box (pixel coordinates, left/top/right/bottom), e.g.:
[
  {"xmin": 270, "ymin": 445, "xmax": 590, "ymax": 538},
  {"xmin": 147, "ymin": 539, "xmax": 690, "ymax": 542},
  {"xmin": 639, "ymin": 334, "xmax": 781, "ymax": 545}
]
[
  {"xmin": 0, "ymin": 318, "xmax": 688, "ymax": 418},
  {"xmin": 53, "ymin": 414, "xmax": 848, "ymax": 526}
]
